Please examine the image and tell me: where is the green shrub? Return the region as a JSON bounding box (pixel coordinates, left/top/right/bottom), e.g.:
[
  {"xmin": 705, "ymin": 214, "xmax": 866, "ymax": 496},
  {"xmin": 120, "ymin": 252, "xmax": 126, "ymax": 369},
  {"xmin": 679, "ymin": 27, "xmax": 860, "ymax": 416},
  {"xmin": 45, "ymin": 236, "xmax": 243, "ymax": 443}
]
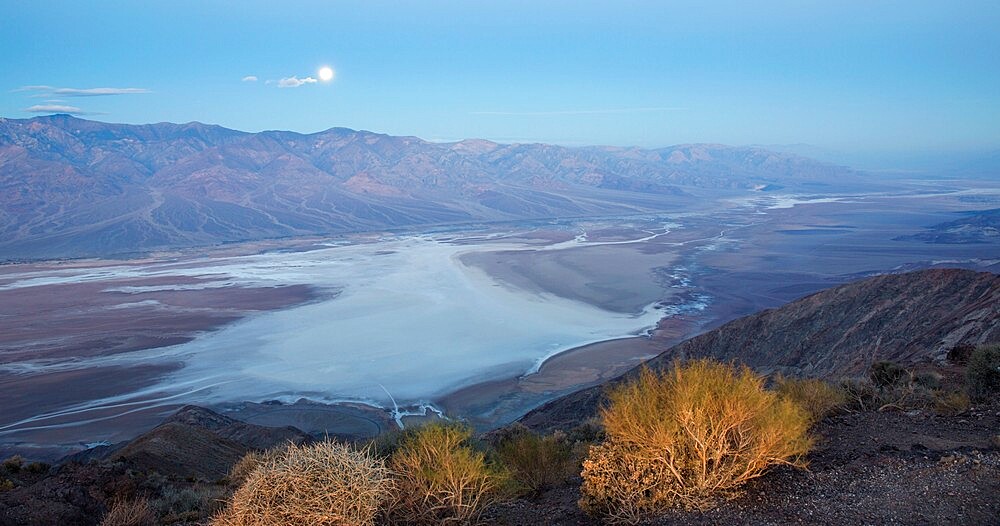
[
  {"xmin": 387, "ymin": 422, "xmax": 507, "ymax": 524},
  {"xmin": 840, "ymin": 378, "xmax": 882, "ymax": 411},
  {"xmin": 212, "ymin": 441, "xmax": 391, "ymax": 526},
  {"xmin": 24, "ymin": 461, "xmax": 49, "ymax": 474},
  {"xmin": 774, "ymin": 375, "xmax": 846, "ymax": 422},
  {"xmin": 0, "ymin": 478, "xmax": 14, "ymax": 492},
  {"xmin": 580, "ymin": 361, "xmax": 812, "ymax": 523},
  {"xmin": 565, "ymin": 418, "xmax": 605, "ymax": 444},
  {"xmin": 1, "ymin": 455, "xmax": 23, "ymax": 473},
  {"xmin": 967, "ymin": 344, "xmax": 1000, "ymax": 401},
  {"xmin": 870, "ymin": 361, "xmax": 908, "ymax": 388},
  {"xmin": 494, "ymin": 425, "xmax": 576, "ymax": 495},
  {"xmin": 947, "ymin": 344, "xmax": 976, "ymax": 365}
]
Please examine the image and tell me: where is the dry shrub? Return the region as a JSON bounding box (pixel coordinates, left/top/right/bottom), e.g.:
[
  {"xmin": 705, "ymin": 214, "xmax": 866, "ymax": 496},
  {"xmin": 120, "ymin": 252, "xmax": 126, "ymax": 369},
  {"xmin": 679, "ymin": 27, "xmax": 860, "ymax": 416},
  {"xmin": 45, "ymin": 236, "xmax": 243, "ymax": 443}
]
[
  {"xmin": 580, "ymin": 361, "xmax": 812, "ymax": 523},
  {"xmin": 913, "ymin": 371, "xmax": 943, "ymax": 390},
  {"xmin": 155, "ymin": 484, "xmax": 227, "ymax": 523},
  {"xmin": 227, "ymin": 446, "xmax": 287, "ymax": 486},
  {"xmin": 967, "ymin": 344, "xmax": 1000, "ymax": 401},
  {"xmin": 100, "ymin": 498, "xmax": 156, "ymax": 526},
  {"xmin": 494, "ymin": 425, "xmax": 576, "ymax": 495},
  {"xmin": 840, "ymin": 377, "xmax": 936, "ymax": 412},
  {"xmin": 212, "ymin": 441, "xmax": 390, "ymax": 526},
  {"xmin": 934, "ymin": 391, "xmax": 971, "ymax": 416},
  {"xmin": 870, "ymin": 361, "xmax": 908, "ymax": 388},
  {"xmin": 387, "ymin": 422, "xmax": 506, "ymax": 524},
  {"xmin": 774, "ymin": 375, "xmax": 846, "ymax": 422},
  {"xmin": 1, "ymin": 455, "xmax": 23, "ymax": 473}
]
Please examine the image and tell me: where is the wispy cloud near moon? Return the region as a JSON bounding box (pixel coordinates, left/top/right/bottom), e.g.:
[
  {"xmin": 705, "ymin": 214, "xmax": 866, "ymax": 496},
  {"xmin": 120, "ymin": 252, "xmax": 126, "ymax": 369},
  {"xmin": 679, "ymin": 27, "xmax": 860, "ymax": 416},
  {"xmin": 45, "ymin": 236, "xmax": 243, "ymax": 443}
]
[
  {"xmin": 242, "ymin": 76, "xmax": 258, "ymax": 82},
  {"xmin": 470, "ymin": 107, "xmax": 685, "ymax": 116},
  {"xmin": 17, "ymin": 85, "xmax": 151, "ymax": 97},
  {"xmin": 277, "ymin": 76, "xmax": 318, "ymax": 88}
]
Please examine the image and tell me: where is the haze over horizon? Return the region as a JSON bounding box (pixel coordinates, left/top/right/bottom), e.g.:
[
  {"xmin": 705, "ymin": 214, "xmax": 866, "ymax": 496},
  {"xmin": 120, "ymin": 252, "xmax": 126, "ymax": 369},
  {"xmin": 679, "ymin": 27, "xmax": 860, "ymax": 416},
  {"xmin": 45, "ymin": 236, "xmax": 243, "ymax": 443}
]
[{"xmin": 3, "ymin": 1, "xmax": 999, "ymax": 158}]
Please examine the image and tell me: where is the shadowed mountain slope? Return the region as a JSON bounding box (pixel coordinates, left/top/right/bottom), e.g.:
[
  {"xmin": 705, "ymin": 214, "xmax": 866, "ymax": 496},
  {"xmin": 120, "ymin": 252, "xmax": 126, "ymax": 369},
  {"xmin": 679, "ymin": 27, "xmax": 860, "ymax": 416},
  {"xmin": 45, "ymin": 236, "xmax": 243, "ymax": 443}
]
[{"xmin": 76, "ymin": 405, "xmax": 311, "ymax": 481}]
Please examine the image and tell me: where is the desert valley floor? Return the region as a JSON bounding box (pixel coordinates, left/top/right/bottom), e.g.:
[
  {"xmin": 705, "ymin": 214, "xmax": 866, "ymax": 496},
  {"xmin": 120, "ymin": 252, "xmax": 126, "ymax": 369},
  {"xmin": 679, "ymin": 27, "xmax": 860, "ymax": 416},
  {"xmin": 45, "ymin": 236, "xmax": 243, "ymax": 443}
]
[{"xmin": 2, "ymin": 181, "xmax": 998, "ymax": 461}]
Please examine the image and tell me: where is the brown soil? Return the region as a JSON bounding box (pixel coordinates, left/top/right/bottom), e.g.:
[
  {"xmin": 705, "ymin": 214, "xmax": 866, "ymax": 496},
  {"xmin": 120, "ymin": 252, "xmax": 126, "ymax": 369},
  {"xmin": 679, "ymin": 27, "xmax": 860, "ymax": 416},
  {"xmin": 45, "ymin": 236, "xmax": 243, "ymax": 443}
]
[{"xmin": 483, "ymin": 401, "xmax": 1000, "ymax": 525}]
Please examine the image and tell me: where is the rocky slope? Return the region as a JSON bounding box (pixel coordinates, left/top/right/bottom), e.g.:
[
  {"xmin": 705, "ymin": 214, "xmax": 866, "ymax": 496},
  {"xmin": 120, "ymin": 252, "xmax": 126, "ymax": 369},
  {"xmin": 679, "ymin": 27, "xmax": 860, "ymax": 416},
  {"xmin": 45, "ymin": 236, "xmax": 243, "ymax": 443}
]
[
  {"xmin": 0, "ymin": 406, "xmax": 310, "ymax": 525},
  {"xmin": 0, "ymin": 115, "xmax": 864, "ymax": 260},
  {"xmin": 521, "ymin": 268, "xmax": 1000, "ymax": 432}
]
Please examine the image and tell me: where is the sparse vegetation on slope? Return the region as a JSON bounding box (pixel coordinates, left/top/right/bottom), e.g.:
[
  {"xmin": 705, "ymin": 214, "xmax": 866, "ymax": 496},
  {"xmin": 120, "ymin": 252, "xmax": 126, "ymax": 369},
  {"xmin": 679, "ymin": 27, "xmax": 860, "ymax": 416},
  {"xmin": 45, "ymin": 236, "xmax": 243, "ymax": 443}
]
[
  {"xmin": 967, "ymin": 344, "xmax": 1000, "ymax": 401},
  {"xmin": 493, "ymin": 424, "xmax": 578, "ymax": 496},
  {"xmin": 386, "ymin": 422, "xmax": 507, "ymax": 525},
  {"xmin": 99, "ymin": 498, "xmax": 156, "ymax": 526},
  {"xmin": 773, "ymin": 375, "xmax": 847, "ymax": 422},
  {"xmin": 579, "ymin": 360, "xmax": 812, "ymax": 524}
]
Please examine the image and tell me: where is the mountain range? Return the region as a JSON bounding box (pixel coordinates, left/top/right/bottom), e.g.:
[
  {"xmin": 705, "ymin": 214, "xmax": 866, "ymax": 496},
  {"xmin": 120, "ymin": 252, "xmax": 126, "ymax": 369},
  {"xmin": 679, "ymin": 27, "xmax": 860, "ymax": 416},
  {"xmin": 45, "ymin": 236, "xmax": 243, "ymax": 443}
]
[{"xmin": 0, "ymin": 115, "xmax": 864, "ymax": 260}]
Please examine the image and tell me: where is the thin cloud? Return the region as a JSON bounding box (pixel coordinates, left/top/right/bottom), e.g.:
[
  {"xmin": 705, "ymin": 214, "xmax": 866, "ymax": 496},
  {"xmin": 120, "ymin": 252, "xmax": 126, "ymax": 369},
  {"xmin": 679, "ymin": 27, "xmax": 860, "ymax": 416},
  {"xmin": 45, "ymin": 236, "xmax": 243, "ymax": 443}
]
[
  {"xmin": 242, "ymin": 75, "xmax": 258, "ymax": 82},
  {"xmin": 470, "ymin": 107, "xmax": 686, "ymax": 116},
  {"xmin": 24, "ymin": 104, "xmax": 103, "ymax": 115},
  {"xmin": 16, "ymin": 85, "xmax": 150, "ymax": 97},
  {"xmin": 277, "ymin": 76, "xmax": 318, "ymax": 88}
]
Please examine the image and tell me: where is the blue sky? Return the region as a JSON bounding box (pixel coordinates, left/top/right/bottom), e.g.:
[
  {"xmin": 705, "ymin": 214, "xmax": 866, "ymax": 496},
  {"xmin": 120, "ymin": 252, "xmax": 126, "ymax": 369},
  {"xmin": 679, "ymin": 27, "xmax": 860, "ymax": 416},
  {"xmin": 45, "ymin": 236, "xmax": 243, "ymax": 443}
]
[{"xmin": 2, "ymin": 1, "xmax": 999, "ymax": 153}]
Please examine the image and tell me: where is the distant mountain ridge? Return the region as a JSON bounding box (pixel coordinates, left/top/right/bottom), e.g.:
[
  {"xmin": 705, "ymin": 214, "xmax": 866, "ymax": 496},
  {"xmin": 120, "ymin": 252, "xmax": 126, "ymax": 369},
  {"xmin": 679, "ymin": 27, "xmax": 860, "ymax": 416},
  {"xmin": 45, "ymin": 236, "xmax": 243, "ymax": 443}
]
[{"xmin": 0, "ymin": 115, "xmax": 863, "ymax": 259}]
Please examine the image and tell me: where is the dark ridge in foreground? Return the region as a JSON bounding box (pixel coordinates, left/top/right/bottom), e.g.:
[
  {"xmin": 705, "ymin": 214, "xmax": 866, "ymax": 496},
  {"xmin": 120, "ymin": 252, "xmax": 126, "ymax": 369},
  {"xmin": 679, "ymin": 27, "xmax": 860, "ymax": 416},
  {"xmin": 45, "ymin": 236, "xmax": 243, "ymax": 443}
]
[
  {"xmin": 0, "ymin": 406, "xmax": 310, "ymax": 525},
  {"xmin": 520, "ymin": 268, "xmax": 999, "ymax": 433}
]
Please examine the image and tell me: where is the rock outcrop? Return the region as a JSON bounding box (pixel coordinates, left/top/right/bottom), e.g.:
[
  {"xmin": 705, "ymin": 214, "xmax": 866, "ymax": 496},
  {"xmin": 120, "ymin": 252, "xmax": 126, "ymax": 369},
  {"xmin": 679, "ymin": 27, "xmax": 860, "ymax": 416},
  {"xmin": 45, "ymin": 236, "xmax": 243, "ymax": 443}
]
[{"xmin": 106, "ymin": 405, "xmax": 310, "ymax": 480}]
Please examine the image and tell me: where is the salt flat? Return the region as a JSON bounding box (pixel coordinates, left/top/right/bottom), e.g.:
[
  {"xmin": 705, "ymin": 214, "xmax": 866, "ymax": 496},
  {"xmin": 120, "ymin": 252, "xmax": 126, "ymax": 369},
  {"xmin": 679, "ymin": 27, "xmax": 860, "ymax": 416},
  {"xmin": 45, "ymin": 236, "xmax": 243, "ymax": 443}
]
[
  {"xmin": 150, "ymin": 235, "xmax": 664, "ymax": 405},
  {"xmin": 0, "ymin": 232, "xmax": 665, "ymax": 440}
]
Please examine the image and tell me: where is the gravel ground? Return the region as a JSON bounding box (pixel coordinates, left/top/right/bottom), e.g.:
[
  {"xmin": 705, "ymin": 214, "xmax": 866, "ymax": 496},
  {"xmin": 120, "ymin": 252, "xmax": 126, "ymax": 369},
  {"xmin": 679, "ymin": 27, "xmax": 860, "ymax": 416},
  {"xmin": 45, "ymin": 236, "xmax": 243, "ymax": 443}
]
[{"xmin": 483, "ymin": 402, "xmax": 1000, "ymax": 525}]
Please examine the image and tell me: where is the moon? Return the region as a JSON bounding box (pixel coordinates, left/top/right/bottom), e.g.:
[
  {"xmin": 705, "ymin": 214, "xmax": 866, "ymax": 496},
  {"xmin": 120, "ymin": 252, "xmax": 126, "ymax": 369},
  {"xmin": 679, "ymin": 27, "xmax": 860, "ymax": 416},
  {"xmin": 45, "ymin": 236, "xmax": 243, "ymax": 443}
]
[{"xmin": 318, "ymin": 66, "xmax": 334, "ymax": 82}]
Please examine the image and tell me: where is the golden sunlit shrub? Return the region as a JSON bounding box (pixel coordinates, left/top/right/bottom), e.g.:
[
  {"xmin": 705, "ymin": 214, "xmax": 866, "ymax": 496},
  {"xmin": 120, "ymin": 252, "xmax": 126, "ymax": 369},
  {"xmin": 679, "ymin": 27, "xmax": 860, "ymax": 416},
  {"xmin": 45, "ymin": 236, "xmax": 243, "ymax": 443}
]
[
  {"xmin": 387, "ymin": 422, "xmax": 506, "ymax": 525},
  {"xmin": 211, "ymin": 441, "xmax": 390, "ymax": 526},
  {"xmin": 99, "ymin": 498, "xmax": 156, "ymax": 526},
  {"xmin": 494, "ymin": 425, "xmax": 576, "ymax": 495},
  {"xmin": 580, "ymin": 361, "xmax": 812, "ymax": 523},
  {"xmin": 227, "ymin": 446, "xmax": 287, "ymax": 486},
  {"xmin": 774, "ymin": 374, "xmax": 847, "ymax": 422}
]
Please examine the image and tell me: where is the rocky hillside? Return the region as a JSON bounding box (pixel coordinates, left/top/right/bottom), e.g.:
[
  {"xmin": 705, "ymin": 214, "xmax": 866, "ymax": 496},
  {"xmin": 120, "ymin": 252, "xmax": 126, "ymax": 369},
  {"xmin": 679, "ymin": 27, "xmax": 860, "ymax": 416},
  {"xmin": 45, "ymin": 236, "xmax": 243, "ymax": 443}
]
[
  {"xmin": 0, "ymin": 115, "xmax": 863, "ymax": 259},
  {"xmin": 0, "ymin": 406, "xmax": 310, "ymax": 525},
  {"xmin": 521, "ymin": 268, "xmax": 1000, "ymax": 432}
]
